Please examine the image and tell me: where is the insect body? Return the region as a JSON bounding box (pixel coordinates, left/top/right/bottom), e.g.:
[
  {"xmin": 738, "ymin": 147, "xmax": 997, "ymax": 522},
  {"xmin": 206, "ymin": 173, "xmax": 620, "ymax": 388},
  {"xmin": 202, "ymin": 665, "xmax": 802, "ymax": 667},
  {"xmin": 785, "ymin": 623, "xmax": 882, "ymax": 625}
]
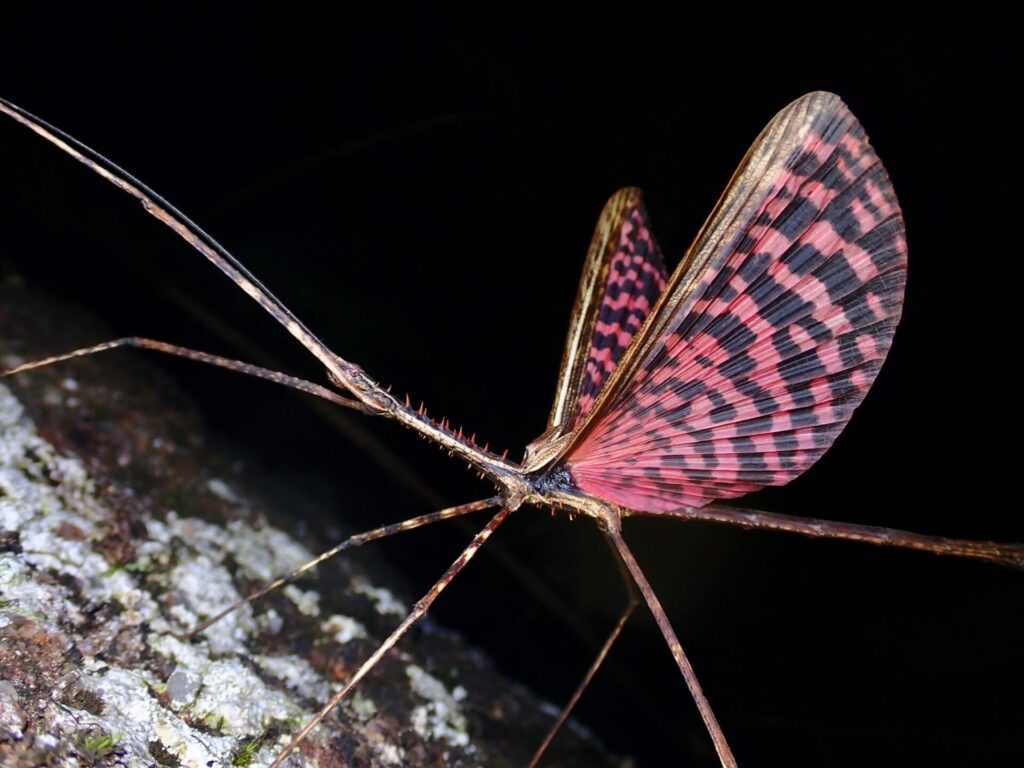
[{"xmin": 1, "ymin": 92, "xmax": 1020, "ymax": 767}]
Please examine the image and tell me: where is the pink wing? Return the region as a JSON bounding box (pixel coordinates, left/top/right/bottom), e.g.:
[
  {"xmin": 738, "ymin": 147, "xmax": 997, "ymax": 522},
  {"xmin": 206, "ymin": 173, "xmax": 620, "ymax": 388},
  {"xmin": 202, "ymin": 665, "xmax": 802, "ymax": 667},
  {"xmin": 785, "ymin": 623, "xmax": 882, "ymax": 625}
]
[
  {"xmin": 528, "ymin": 189, "xmax": 669, "ymax": 466},
  {"xmin": 574, "ymin": 200, "xmax": 668, "ymax": 425},
  {"xmin": 564, "ymin": 93, "xmax": 907, "ymax": 510}
]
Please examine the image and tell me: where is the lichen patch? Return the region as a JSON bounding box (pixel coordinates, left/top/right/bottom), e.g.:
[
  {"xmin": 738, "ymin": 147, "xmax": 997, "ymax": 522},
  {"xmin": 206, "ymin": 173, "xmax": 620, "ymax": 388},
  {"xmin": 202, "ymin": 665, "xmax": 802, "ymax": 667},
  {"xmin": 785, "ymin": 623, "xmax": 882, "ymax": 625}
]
[
  {"xmin": 254, "ymin": 653, "xmax": 335, "ymax": 703},
  {"xmin": 321, "ymin": 613, "xmax": 368, "ymax": 644},
  {"xmin": 351, "ymin": 576, "xmax": 407, "ymax": 618},
  {"xmin": 282, "ymin": 584, "xmax": 321, "ymax": 617},
  {"xmin": 406, "ymin": 665, "xmax": 471, "ymax": 750}
]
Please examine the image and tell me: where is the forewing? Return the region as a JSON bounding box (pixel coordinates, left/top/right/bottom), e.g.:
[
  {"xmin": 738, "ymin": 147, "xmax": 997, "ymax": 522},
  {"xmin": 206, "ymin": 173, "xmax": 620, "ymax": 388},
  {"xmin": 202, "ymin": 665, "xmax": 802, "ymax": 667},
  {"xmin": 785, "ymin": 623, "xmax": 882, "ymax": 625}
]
[
  {"xmin": 543, "ymin": 188, "xmax": 668, "ymax": 436},
  {"xmin": 563, "ymin": 92, "xmax": 907, "ymax": 510},
  {"xmin": 574, "ymin": 194, "xmax": 668, "ymax": 425}
]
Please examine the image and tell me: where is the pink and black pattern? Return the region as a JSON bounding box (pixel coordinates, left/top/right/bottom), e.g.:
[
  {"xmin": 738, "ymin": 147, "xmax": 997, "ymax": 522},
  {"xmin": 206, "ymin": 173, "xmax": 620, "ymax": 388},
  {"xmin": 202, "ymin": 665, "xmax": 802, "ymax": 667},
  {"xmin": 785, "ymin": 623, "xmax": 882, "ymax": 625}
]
[
  {"xmin": 564, "ymin": 93, "xmax": 907, "ymax": 510},
  {"xmin": 575, "ymin": 202, "xmax": 668, "ymax": 425}
]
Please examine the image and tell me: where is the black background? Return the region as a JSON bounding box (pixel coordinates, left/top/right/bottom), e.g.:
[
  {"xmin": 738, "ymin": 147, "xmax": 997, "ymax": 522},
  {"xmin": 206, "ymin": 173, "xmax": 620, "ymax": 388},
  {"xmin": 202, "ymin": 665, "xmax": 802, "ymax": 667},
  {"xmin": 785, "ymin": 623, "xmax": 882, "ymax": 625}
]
[{"xmin": 1, "ymin": 6, "xmax": 1021, "ymax": 767}]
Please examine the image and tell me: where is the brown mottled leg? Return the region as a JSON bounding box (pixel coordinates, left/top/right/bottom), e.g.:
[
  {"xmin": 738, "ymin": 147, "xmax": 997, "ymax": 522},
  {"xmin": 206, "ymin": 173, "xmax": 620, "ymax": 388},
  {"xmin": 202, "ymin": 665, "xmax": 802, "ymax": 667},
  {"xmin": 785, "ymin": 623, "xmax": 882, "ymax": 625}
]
[
  {"xmin": 2, "ymin": 337, "xmax": 371, "ymax": 412},
  {"xmin": 182, "ymin": 497, "xmax": 500, "ymax": 638},
  {"xmin": 270, "ymin": 504, "xmax": 513, "ymax": 768},
  {"xmin": 638, "ymin": 504, "xmax": 1024, "ymax": 569},
  {"xmin": 527, "ymin": 539, "xmax": 639, "ymax": 768},
  {"xmin": 607, "ymin": 527, "xmax": 738, "ymax": 768}
]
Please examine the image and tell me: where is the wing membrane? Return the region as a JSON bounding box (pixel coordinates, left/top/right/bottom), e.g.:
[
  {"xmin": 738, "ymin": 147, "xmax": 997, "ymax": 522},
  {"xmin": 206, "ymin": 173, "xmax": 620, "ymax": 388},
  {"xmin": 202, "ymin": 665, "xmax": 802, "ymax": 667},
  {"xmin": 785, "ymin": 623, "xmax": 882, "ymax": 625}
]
[
  {"xmin": 525, "ymin": 188, "xmax": 667, "ymax": 467},
  {"xmin": 561, "ymin": 92, "xmax": 907, "ymax": 510},
  {"xmin": 574, "ymin": 193, "xmax": 668, "ymax": 425}
]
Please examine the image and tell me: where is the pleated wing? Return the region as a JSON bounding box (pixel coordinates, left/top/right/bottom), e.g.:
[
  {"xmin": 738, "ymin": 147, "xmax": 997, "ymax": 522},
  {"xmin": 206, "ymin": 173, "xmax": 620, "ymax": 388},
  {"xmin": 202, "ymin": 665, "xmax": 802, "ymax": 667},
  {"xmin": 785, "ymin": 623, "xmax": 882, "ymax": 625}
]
[
  {"xmin": 562, "ymin": 92, "xmax": 907, "ymax": 510},
  {"xmin": 525, "ymin": 188, "xmax": 667, "ymax": 468},
  {"xmin": 573, "ymin": 192, "xmax": 668, "ymax": 426}
]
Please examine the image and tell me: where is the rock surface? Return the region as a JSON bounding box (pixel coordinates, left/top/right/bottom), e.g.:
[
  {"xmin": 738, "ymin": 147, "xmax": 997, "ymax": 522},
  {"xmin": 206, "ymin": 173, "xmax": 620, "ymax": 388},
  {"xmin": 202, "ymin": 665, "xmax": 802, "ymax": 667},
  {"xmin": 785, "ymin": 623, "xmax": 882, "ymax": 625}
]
[{"xmin": 0, "ymin": 278, "xmax": 625, "ymax": 768}]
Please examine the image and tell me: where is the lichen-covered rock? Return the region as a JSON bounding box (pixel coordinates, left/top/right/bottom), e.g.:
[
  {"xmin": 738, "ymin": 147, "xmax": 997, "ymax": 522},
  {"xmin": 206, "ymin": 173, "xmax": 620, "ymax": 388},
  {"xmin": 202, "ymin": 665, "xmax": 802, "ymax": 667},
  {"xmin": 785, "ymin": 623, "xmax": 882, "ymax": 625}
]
[{"xmin": 0, "ymin": 280, "xmax": 624, "ymax": 767}]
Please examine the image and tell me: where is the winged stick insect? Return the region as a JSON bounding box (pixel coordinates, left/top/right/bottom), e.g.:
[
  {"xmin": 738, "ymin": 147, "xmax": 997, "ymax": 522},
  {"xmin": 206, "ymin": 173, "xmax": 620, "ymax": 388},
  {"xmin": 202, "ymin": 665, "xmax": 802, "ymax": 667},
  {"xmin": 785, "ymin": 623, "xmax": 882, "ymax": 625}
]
[{"xmin": 1, "ymin": 93, "xmax": 1021, "ymax": 767}]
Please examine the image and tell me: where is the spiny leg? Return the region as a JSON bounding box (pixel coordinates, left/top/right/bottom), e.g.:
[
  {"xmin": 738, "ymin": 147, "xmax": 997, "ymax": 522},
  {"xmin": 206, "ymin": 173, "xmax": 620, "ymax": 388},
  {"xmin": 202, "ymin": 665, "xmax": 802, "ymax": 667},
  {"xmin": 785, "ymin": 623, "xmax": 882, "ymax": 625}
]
[
  {"xmin": 270, "ymin": 504, "xmax": 513, "ymax": 768},
  {"xmin": 0, "ymin": 98, "xmax": 518, "ymax": 479},
  {"xmin": 606, "ymin": 526, "xmax": 738, "ymax": 768},
  {"xmin": 1, "ymin": 337, "xmax": 372, "ymax": 413},
  {"xmin": 2, "ymin": 338, "xmax": 614, "ymax": 655},
  {"xmin": 638, "ymin": 504, "xmax": 1024, "ymax": 569},
  {"xmin": 183, "ymin": 497, "xmax": 500, "ymax": 639},
  {"xmin": 527, "ymin": 537, "xmax": 640, "ymax": 768}
]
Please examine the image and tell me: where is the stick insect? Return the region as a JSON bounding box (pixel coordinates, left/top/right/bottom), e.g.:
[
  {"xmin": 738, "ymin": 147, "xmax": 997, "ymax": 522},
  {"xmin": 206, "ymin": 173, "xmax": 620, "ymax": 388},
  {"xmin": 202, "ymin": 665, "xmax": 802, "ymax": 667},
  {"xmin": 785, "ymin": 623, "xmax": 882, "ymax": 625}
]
[{"xmin": 1, "ymin": 92, "xmax": 1021, "ymax": 767}]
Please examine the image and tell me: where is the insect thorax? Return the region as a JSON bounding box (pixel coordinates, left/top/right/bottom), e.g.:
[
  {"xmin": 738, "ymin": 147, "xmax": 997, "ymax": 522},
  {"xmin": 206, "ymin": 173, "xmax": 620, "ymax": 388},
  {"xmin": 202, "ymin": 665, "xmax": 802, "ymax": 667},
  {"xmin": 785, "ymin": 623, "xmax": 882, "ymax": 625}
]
[
  {"xmin": 533, "ymin": 465, "xmax": 575, "ymax": 496},
  {"xmin": 525, "ymin": 466, "xmax": 621, "ymax": 531}
]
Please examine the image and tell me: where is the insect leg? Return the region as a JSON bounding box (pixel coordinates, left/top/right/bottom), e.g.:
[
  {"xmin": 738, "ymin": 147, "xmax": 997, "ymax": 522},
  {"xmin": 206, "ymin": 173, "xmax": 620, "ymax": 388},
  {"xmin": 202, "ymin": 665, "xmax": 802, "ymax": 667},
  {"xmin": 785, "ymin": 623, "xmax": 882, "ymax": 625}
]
[
  {"xmin": 1, "ymin": 98, "xmax": 520, "ymax": 476},
  {"xmin": 606, "ymin": 526, "xmax": 738, "ymax": 768},
  {"xmin": 636, "ymin": 505, "xmax": 1024, "ymax": 569},
  {"xmin": 183, "ymin": 497, "xmax": 500, "ymax": 639},
  {"xmin": 526, "ymin": 538, "xmax": 639, "ymax": 768},
  {"xmin": 1, "ymin": 337, "xmax": 373, "ymax": 412},
  {"xmin": 270, "ymin": 503, "xmax": 513, "ymax": 768}
]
